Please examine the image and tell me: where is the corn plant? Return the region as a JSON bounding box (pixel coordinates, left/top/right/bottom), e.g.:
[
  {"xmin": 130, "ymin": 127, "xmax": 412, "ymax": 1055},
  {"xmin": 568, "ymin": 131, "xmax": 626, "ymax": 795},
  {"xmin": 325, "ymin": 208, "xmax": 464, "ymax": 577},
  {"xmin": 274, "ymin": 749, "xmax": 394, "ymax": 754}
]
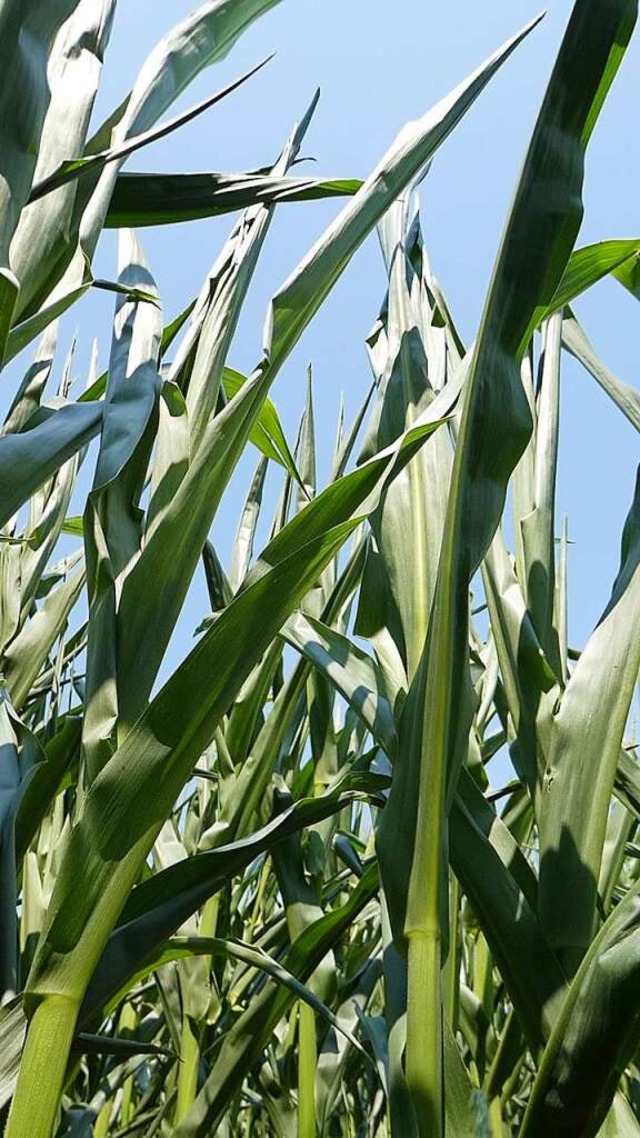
[{"xmin": 0, "ymin": 0, "xmax": 639, "ymax": 1136}]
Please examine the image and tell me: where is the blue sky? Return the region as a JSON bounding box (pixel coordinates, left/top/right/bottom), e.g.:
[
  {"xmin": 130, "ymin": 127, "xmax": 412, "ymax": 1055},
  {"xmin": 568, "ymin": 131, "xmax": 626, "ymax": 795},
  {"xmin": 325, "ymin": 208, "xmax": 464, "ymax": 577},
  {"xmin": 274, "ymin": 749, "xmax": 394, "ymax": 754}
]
[{"xmin": 19, "ymin": 1, "xmax": 640, "ymax": 681}]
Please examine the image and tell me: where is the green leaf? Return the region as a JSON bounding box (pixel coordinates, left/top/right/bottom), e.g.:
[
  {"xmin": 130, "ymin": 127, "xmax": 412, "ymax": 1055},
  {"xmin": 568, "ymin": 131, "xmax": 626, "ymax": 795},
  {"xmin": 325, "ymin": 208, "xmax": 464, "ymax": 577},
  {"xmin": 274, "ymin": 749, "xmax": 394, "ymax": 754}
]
[
  {"xmin": 110, "ymin": 17, "xmax": 537, "ymax": 741},
  {"xmin": 229, "ymin": 456, "xmax": 268, "ymax": 590},
  {"xmin": 377, "ymin": 4, "xmax": 637, "ymax": 1129},
  {"xmin": 106, "ymin": 170, "xmax": 361, "ymax": 228},
  {"xmin": 130, "ymin": 934, "xmax": 368, "ymax": 1059},
  {"xmin": 266, "ymin": 17, "xmax": 542, "ymax": 370},
  {"xmin": 173, "ymin": 865, "xmax": 379, "ymax": 1137},
  {"xmin": 613, "ymin": 250, "xmax": 640, "ymax": 299},
  {"xmin": 7, "ymin": 0, "xmax": 285, "ymax": 361},
  {"xmin": 25, "ymin": 514, "xmax": 366, "ymax": 1006},
  {"xmin": 221, "ymin": 369, "xmax": 300, "ymax": 481},
  {"xmin": 519, "ymin": 312, "xmax": 563, "ymax": 674},
  {"xmin": 3, "ymin": 320, "xmax": 57, "ymax": 436},
  {"xmin": 281, "ymin": 611, "xmax": 397, "ymax": 757},
  {"xmin": 82, "ymin": 784, "xmax": 369, "ymax": 1023},
  {"xmin": 0, "ymin": 998, "xmax": 27, "ymax": 1110},
  {"xmin": 0, "ymin": 1, "xmax": 81, "ymax": 270},
  {"xmin": 82, "ymin": 229, "xmax": 162, "ymax": 782},
  {"xmin": 61, "ymin": 517, "xmax": 84, "ymax": 538},
  {"xmin": 538, "ymin": 469, "xmax": 640, "ymax": 960},
  {"xmin": 562, "ymin": 309, "xmax": 640, "ymax": 433},
  {"xmin": 71, "ymin": 1033, "xmax": 171, "ymax": 1059},
  {"xmin": 4, "ymin": 283, "xmax": 92, "ymax": 366},
  {"xmin": 614, "ymin": 749, "xmax": 640, "ymax": 822},
  {"xmin": 14, "ymin": 717, "xmax": 82, "ymax": 865},
  {"xmin": 0, "ymin": 692, "xmax": 21, "ymax": 995},
  {"xmin": 545, "ymin": 239, "xmax": 640, "ymax": 316},
  {"xmin": 78, "ymin": 0, "xmax": 285, "ymax": 267},
  {"xmin": 360, "ymin": 193, "xmax": 456, "ymax": 681},
  {"xmin": 9, "ymin": 1, "xmax": 116, "ymax": 324},
  {"xmin": 4, "ymin": 561, "xmax": 85, "ymax": 710},
  {"xmin": 0, "ymin": 402, "xmax": 102, "ymax": 529},
  {"xmin": 28, "ymin": 58, "xmax": 272, "ymax": 204},
  {"xmin": 113, "ymin": 100, "xmax": 319, "ymax": 724},
  {"xmin": 482, "ymin": 532, "xmax": 557, "ymax": 789},
  {"xmin": 450, "ymin": 774, "xmax": 565, "ymax": 1053},
  {"xmin": 521, "ymin": 882, "xmax": 640, "ymax": 1137}
]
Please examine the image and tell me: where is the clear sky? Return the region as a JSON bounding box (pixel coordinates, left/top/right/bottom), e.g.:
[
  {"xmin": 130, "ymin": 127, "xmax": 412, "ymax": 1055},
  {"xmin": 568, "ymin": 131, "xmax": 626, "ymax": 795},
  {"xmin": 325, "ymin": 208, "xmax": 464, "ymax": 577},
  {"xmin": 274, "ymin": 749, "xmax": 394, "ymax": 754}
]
[{"xmin": 22, "ymin": 2, "xmax": 640, "ymax": 681}]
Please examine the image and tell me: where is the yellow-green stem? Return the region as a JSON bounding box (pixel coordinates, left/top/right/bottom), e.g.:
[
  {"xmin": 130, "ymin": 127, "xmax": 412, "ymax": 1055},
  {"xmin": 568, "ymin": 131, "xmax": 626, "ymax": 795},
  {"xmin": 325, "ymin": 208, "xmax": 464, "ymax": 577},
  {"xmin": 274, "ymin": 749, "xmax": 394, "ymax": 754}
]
[
  {"xmin": 444, "ymin": 874, "xmax": 460, "ymax": 1031},
  {"xmin": 93, "ymin": 1101, "xmax": 111, "ymax": 1138},
  {"xmin": 200, "ymin": 892, "xmax": 220, "ymax": 947},
  {"xmin": 174, "ymin": 893, "xmax": 220, "ymax": 1123},
  {"xmin": 5, "ymin": 995, "xmax": 78, "ymax": 1138},
  {"xmin": 119, "ymin": 1001, "xmax": 137, "ymax": 1126},
  {"xmin": 247, "ymin": 858, "xmax": 271, "ymax": 943},
  {"xmin": 174, "ymin": 1014, "xmax": 201, "ymax": 1123},
  {"xmin": 474, "ymin": 933, "xmax": 492, "ymax": 1021},
  {"xmin": 489, "ymin": 1094, "xmax": 505, "ymax": 1137},
  {"xmin": 298, "ymin": 1001, "xmax": 317, "ymax": 1138},
  {"xmin": 406, "ymin": 931, "xmax": 442, "ymax": 1138}
]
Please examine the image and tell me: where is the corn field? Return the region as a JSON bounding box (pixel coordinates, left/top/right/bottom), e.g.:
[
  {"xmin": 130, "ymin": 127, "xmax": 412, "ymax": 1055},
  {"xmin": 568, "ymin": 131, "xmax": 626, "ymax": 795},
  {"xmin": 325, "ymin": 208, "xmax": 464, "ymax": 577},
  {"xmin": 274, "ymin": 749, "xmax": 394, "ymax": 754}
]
[{"xmin": 0, "ymin": 1, "xmax": 639, "ymax": 1135}]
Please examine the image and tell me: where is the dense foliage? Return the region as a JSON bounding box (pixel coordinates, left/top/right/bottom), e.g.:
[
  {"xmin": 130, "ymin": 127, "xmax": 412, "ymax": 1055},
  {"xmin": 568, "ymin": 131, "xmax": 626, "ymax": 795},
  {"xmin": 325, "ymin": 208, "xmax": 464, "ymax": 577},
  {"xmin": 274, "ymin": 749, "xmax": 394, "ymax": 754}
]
[{"xmin": 0, "ymin": 2, "xmax": 639, "ymax": 1135}]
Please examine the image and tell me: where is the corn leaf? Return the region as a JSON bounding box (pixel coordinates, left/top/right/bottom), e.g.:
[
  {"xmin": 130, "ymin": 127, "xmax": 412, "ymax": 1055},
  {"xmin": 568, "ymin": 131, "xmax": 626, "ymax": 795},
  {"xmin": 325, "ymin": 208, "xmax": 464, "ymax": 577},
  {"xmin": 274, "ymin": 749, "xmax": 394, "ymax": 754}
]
[
  {"xmin": 522, "ymin": 883, "xmax": 640, "ymax": 1136},
  {"xmin": 0, "ymin": 403, "xmax": 102, "ymax": 529},
  {"xmin": 377, "ymin": 4, "xmax": 637, "ymax": 1131},
  {"xmin": 538, "ymin": 468, "xmax": 640, "ymax": 957},
  {"xmin": 106, "ymin": 171, "xmax": 361, "ymax": 228}
]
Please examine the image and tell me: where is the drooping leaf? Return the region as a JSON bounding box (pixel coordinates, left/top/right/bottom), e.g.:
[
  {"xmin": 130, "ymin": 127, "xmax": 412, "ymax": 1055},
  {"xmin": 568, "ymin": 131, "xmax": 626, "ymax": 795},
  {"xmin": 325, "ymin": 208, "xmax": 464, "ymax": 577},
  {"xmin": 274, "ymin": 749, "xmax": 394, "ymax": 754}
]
[
  {"xmin": 106, "ymin": 170, "xmax": 361, "ymax": 228},
  {"xmin": 0, "ymin": 403, "xmax": 102, "ymax": 529}
]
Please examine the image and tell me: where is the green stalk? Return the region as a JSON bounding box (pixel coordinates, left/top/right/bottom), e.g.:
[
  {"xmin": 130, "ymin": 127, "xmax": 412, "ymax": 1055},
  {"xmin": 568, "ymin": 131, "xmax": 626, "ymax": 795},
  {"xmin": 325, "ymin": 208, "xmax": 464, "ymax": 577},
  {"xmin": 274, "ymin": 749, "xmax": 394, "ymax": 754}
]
[
  {"xmin": 5, "ymin": 995, "xmax": 78, "ymax": 1138},
  {"xmin": 402, "ymin": 566, "xmax": 455, "ymax": 1138},
  {"xmin": 403, "ymin": 406, "xmax": 431, "ymax": 679},
  {"xmin": 484, "ymin": 1008, "xmax": 523, "ymax": 1101},
  {"xmin": 14, "ymin": 514, "xmax": 359, "ymax": 1130},
  {"xmin": 474, "ymin": 933, "xmax": 492, "ymax": 1022},
  {"xmin": 406, "ymin": 929, "xmax": 443, "ymax": 1136},
  {"xmin": 200, "ymin": 892, "xmax": 221, "ymax": 943},
  {"xmin": 174, "ymin": 893, "xmax": 220, "ymax": 1124},
  {"xmin": 384, "ymin": 7, "xmax": 638, "ymax": 1132},
  {"xmin": 444, "ymin": 874, "xmax": 461, "ymax": 1032},
  {"xmin": 93, "ymin": 1102, "xmax": 111, "ymax": 1138},
  {"xmin": 119, "ymin": 1001, "xmax": 137, "ymax": 1126},
  {"xmin": 489, "ymin": 1094, "xmax": 505, "ymax": 1137},
  {"xmin": 175, "ymin": 1014, "xmax": 201, "ymax": 1123},
  {"xmin": 297, "ymin": 1001, "xmax": 317, "ymax": 1138}
]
